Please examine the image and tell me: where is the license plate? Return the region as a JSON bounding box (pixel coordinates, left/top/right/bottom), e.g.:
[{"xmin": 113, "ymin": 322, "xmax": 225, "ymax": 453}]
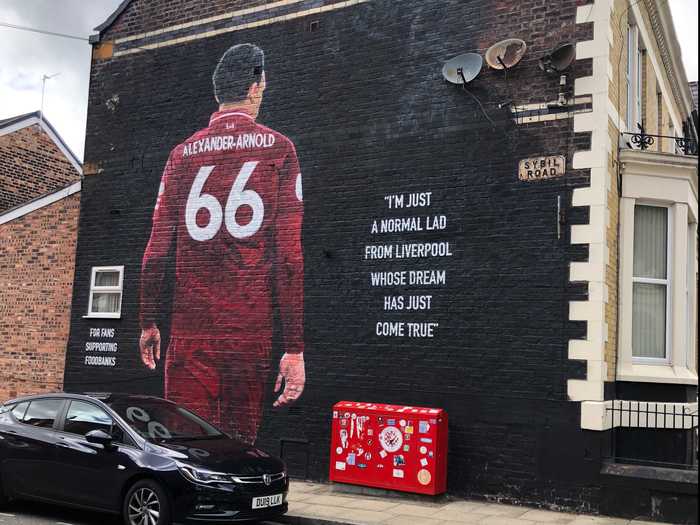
[{"xmin": 252, "ymin": 493, "xmax": 283, "ymax": 509}]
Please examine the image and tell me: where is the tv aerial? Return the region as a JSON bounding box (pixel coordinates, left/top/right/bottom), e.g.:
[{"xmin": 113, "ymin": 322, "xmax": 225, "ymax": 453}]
[
  {"xmin": 39, "ymin": 72, "xmax": 60, "ymax": 127},
  {"xmin": 540, "ymin": 43, "xmax": 576, "ymax": 107},
  {"xmin": 485, "ymin": 38, "xmax": 527, "ymax": 70},
  {"xmin": 442, "ymin": 53, "xmax": 495, "ymax": 128}
]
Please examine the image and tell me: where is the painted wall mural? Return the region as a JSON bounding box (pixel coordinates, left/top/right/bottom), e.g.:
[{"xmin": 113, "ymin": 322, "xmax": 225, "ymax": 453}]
[
  {"xmin": 137, "ymin": 43, "xmax": 305, "ymax": 444},
  {"xmin": 65, "ymin": 0, "xmax": 596, "ymax": 504}
]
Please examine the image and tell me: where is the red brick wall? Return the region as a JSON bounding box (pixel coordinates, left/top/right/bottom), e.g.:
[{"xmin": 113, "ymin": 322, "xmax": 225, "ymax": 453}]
[
  {"xmin": 0, "ymin": 125, "xmax": 79, "ymax": 213},
  {"xmin": 0, "ymin": 193, "xmax": 80, "ymax": 402}
]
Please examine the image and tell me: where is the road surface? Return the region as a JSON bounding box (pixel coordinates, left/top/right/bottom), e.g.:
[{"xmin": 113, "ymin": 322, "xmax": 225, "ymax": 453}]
[{"xmin": 0, "ymin": 501, "xmax": 284, "ymax": 524}]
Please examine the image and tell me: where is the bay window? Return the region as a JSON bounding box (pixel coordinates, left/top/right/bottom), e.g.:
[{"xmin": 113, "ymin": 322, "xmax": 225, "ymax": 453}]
[{"xmin": 617, "ymin": 150, "xmax": 698, "ymax": 384}]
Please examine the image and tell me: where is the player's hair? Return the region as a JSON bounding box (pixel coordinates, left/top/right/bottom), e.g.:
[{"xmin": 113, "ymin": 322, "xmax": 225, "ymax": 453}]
[{"xmin": 212, "ymin": 43, "xmax": 265, "ymax": 104}]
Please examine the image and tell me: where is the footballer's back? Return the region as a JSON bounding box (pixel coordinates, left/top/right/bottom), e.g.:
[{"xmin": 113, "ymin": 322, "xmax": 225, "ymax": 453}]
[
  {"xmin": 172, "ymin": 110, "xmax": 293, "ymax": 253},
  {"xmin": 150, "ymin": 109, "xmax": 301, "ymax": 335}
]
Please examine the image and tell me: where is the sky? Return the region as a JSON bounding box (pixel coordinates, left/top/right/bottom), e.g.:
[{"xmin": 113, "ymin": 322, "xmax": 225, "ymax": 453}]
[
  {"xmin": 0, "ymin": 0, "xmax": 121, "ymax": 159},
  {"xmin": 0, "ymin": 0, "xmax": 698, "ymax": 161}
]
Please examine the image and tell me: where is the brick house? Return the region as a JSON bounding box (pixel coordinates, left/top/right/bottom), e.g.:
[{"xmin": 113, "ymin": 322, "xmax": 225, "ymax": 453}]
[
  {"xmin": 64, "ymin": 0, "xmax": 698, "ymax": 521},
  {"xmin": 0, "ymin": 111, "xmax": 82, "ymax": 401}
]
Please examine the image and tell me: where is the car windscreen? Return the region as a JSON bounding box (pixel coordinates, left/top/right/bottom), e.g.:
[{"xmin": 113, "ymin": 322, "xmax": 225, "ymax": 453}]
[{"xmin": 108, "ymin": 399, "xmax": 223, "ymax": 441}]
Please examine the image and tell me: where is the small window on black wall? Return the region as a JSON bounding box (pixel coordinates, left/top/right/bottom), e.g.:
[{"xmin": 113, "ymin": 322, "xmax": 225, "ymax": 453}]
[
  {"xmin": 22, "ymin": 399, "xmax": 64, "ymax": 428},
  {"xmin": 64, "ymin": 400, "xmax": 113, "ymax": 436},
  {"xmin": 87, "ymin": 266, "xmax": 124, "ymax": 318}
]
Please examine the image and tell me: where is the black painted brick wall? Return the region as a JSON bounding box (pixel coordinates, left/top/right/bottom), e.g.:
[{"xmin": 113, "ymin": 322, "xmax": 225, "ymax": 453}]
[{"xmin": 66, "ymin": 0, "xmax": 602, "ymax": 511}]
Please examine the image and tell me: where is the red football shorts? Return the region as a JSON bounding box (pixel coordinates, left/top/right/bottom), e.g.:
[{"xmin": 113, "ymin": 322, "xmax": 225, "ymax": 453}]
[{"xmin": 164, "ymin": 336, "xmax": 271, "ymax": 445}]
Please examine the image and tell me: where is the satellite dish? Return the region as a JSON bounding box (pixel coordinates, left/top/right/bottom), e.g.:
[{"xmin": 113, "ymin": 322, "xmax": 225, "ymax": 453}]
[
  {"xmin": 485, "ymin": 38, "xmax": 527, "ymax": 70},
  {"xmin": 442, "ymin": 53, "xmax": 483, "ymax": 85},
  {"xmin": 540, "ymin": 43, "xmax": 576, "ymax": 73}
]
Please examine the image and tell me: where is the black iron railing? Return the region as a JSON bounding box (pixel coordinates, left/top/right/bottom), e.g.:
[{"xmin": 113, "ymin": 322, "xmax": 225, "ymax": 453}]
[
  {"xmin": 607, "ymin": 400, "xmax": 698, "ymax": 430},
  {"xmin": 622, "ymin": 125, "xmax": 698, "ymax": 155},
  {"xmin": 606, "ymin": 401, "xmax": 698, "ymax": 470}
]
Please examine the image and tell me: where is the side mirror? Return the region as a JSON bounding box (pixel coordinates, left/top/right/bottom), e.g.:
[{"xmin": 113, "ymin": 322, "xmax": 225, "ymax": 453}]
[{"xmin": 85, "ymin": 429, "xmax": 114, "ymax": 447}]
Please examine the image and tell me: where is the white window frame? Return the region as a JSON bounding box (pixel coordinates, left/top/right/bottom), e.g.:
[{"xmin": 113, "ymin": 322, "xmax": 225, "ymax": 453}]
[
  {"xmin": 617, "ymin": 150, "xmax": 699, "ymax": 385},
  {"xmin": 626, "ymin": 24, "xmax": 641, "ymax": 132},
  {"xmin": 687, "ymin": 223, "xmax": 698, "ymax": 370},
  {"xmin": 670, "ymin": 125, "xmax": 682, "ymax": 156},
  {"xmin": 86, "ymin": 266, "xmax": 124, "ymax": 319},
  {"xmin": 636, "ymin": 45, "xmax": 643, "ymax": 128},
  {"xmin": 630, "ymin": 203, "xmax": 672, "ymax": 365}
]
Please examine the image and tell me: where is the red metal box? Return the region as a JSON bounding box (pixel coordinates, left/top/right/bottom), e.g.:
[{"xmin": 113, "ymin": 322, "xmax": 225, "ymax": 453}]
[{"xmin": 329, "ymin": 401, "xmax": 448, "ymax": 495}]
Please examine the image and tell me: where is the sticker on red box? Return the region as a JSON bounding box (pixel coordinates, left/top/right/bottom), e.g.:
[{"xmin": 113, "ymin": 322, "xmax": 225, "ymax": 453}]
[
  {"xmin": 379, "ymin": 426, "xmax": 403, "ymax": 452},
  {"xmin": 417, "ymin": 469, "xmax": 431, "ymax": 485}
]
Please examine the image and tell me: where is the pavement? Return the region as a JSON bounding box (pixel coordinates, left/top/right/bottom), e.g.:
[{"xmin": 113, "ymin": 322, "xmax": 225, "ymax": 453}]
[
  {"xmin": 0, "ymin": 482, "xmax": 677, "ymax": 525},
  {"xmin": 281, "ymin": 481, "xmax": 675, "ymax": 525}
]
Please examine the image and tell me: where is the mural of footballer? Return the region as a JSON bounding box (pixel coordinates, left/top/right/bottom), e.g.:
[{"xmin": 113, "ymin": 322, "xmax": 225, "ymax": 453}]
[{"xmin": 138, "ymin": 43, "xmax": 304, "ymax": 444}]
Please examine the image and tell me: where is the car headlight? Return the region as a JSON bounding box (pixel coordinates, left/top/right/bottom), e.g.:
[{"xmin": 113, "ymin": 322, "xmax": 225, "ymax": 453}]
[{"xmin": 176, "ymin": 462, "xmax": 233, "ymax": 485}]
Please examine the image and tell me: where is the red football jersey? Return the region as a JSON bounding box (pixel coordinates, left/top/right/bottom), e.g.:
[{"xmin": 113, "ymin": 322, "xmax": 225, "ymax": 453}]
[{"xmin": 140, "ymin": 109, "xmax": 303, "ymax": 353}]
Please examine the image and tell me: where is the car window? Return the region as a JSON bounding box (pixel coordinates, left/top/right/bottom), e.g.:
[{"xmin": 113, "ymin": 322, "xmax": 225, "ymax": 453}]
[
  {"xmin": 64, "ymin": 400, "xmax": 113, "ymax": 436},
  {"xmin": 62, "ymin": 400, "xmax": 137, "ymax": 447},
  {"xmin": 22, "ymin": 399, "xmax": 64, "ymax": 428},
  {"xmin": 0, "ymin": 403, "xmax": 16, "ymax": 415},
  {"xmin": 111, "ymin": 424, "xmax": 137, "ymax": 447},
  {"xmin": 11, "ymin": 402, "xmax": 29, "ymax": 420},
  {"xmin": 109, "ymin": 399, "xmax": 222, "ymax": 441}
]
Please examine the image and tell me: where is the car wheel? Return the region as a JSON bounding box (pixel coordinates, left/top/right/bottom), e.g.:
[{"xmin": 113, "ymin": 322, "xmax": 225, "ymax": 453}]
[{"xmin": 122, "ymin": 480, "xmax": 171, "ymax": 525}]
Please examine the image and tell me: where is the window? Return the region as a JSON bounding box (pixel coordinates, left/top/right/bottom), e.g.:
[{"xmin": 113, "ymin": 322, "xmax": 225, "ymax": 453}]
[
  {"xmin": 632, "ymin": 205, "xmax": 670, "ymax": 361},
  {"xmin": 63, "ymin": 400, "xmax": 113, "ymax": 436},
  {"xmin": 87, "ymin": 266, "xmax": 124, "ymax": 318},
  {"xmin": 618, "ymin": 150, "xmax": 698, "ymax": 384},
  {"xmin": 110, "ymin": 424, "xmax": 136, "ymax": 447},
  {"xmin": 656, "ymin": 90, "xmax": 663, "ymax": 151},
  {"xmin": 636, "ymin": 48, "xmax": 644, "ymax": 128},
  {"xmin": 671, "ymin": 125, "xmax": 683, "ymax": 155},
  {"xmin": 109, "ymin": 399, "xmax": 222, "ymax": 441},
  {"xmin": 625, "ymin": 23, "xmax": 645, "ymax": 133},
  {"xmin": 22, "ymin": 399, "xmax": 64, "ymax": 428},
  {"xmin": 11, "ymin": 402, "xmax": 29, "ymax": 420},
  {"xmin": 62, "ymin": 400, "xmax": 135, "ymax": 446},
  {"xmin": 626, "ymin": 24, "xmax": 639, "ymax": 130},
  {"xmin": 687, "ymin": 224, "xmax": 697, "ymax": 367}
]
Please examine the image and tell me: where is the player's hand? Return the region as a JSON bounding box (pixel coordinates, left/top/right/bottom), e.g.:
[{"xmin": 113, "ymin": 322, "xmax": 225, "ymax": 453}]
[
  {"xmin": 274, "ymin": 353, "xmax": 305, "ymax": 408},
  {"xmin": 139, "ymin": 325, "xmax": 161, "ymax": 370}
]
